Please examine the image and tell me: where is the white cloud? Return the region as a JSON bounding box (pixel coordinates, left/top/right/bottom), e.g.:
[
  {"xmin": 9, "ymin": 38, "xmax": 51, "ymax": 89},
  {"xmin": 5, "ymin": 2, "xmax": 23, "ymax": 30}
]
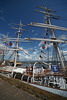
[
  {"xmin": 0, "ymin": 33, "xmax": 66, "ymax": 62},
  {"xmin": 19, "ymin": 49, "xmax": 40, "ymax": 61},
  {"xmin": 0, "ymin": 34, "xmax": 7, "ymax": 38},
  {"xmin": 63, "ymin": 50, "xmax": 67, "ymax": 55},
  {"xmin": 40, "ymin": 46, "xmax": 42, "ymax": 50},
  {"xmin": 19, "ymin": 53, "xmax": 34, "ymax": 61},
  {"xmin": 63, "ymin": 51, "xmax": 67, "ymax": 61},
  {"xmin": 0, "ymin": 43, "xmax": 3, "ymax": 47},
  {"xmin": 33, "ymin": 51, "xmax": 37, "ymax": 55},
  {"xmin": 45, "ymin": 43, "xmax": 53, "ymax": 48},
  {"xmin": 58, "ymin": 35, "xmax": 67, "ymax": 39},
  {"xmin": 0, "ymin": 35, "xmax": 39, "ymax": 61},
  {"xmin": 19, "ymin": 47, "xmax": 29, "ymax": 55},
  {"xmin": 62, "ymin": 44, "xmax": 67, "ymax": 47},
  {"xmin": 33, "ymin": 49, "xmax": 39, "ymax": 55},
  {"xmin": 38, "ymin": 41, "xmax": 44, "ymax": 46}
]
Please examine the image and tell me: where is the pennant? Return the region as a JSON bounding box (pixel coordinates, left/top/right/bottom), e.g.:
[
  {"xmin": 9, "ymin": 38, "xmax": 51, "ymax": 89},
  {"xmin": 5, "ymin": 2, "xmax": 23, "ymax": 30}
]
[
  {"xmin": 45, "ymin": 29, "xmax": 48, "ymax": 31},
  {"xmin": 43, "ymin": 41, "xmax": 46, "ymax": 44},
  {"xmin": 42, "ymin": 46, "xmax": 45, "ymax": 49},
  {"xmin": 45, "ymin": 33, "xmax": 48, "ymax": 35},
  {"xmin": 9, "ymin": 42, "xmax": 13, "ymax": 46},
  {"xmin": 41, "ymin": 50, "xmax": 45, "ymax": 54},
  {"xmin": 40, "ymin": 55, "xmax": 42, "ymax": 58}
]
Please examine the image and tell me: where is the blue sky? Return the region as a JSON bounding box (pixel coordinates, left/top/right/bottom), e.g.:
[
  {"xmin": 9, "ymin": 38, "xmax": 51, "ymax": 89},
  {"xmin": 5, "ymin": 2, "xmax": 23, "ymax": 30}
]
[{"xmin": 0, "ymin": 0, "xmax": 67, "ymax": 61}]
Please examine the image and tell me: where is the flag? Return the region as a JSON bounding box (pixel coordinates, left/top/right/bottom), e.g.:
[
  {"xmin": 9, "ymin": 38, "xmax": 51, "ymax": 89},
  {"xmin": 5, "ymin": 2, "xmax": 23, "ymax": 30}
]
[
  {"xmin": 52, "ymin": 65, "xmax": 59, "ymax": 72},
  {"xmin": 43, "ymin": 41, "xmax": 46, "ymax": 44},
  {"xmin": 40, "ymin": 55, "xmax": 43, "ymax": 58},
  {"xmin": 42, "ymin": 45, "xmax": 45, "ymax": 49},
  {"xmin": 41, "ymin": 50, "xmax": 45, "ymax": 54},
  {"xmin": 45, "ymin": 29, "xmax": 48, "ymax": 31},
  {"xmin": 9, "ymin": 42, "xmax": 13, "ymax": 46},
  {"xmin": 45, "ymin": 33, "xmax": 48, "ymax": 35}
]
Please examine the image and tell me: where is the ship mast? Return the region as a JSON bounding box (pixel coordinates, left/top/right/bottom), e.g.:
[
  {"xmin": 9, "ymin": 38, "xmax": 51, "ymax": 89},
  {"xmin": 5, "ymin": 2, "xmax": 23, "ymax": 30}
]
[
  {"xmin": 0, "ymin": 21, "xmax": 35, "ymax": 67},
  {"xmin": 25, "ymin": 6, "xmax": 67, "ymax": 71},
  {"xmin": 14, "ymin": 25, "xmax": 20, "ymax": 68},
  {"xmin": 10, "ymin": 21, "xmax": 34, "ymax": 67},
  {"xmin": 11, "ymin": 20, "xmax": 27, "ymax": 67},
  {"xmin": 43, "ymin": 6, "xmax": 65, "ymax": 70}
]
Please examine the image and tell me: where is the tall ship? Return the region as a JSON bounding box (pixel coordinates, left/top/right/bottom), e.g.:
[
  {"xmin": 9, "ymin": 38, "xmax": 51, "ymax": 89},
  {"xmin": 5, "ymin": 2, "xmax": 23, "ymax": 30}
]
[
  {"xmin": 0, "ymin": 5, "xmax": 67, "ymax": 91},
  {"xmin": 0, "ymin": 21, "xmax": 29, "ymax": 74},
  {"xmin": 24, "ymin": 6, "xmax": 67, "ymax": 90}
]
